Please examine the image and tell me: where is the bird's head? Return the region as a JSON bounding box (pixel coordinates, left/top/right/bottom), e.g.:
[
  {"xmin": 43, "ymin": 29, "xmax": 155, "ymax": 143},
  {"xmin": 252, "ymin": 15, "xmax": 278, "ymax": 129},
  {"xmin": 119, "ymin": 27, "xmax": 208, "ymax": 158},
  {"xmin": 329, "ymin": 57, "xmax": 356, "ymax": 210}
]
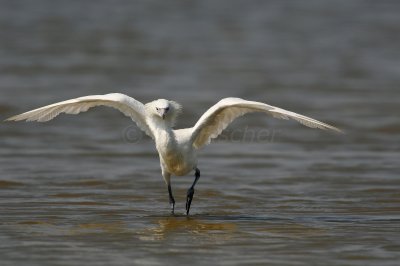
[{"xmin": 146, "ymin": 99, "xmax": 182, "ymax": 126}]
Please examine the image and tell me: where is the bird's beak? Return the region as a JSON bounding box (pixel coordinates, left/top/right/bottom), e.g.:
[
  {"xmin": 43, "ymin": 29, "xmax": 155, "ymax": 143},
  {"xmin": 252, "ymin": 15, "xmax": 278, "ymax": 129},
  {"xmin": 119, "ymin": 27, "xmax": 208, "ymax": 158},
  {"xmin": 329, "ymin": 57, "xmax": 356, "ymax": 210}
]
[{"xmin": 158, "ymin": 108, "xmax": 168, "ymax": 120}]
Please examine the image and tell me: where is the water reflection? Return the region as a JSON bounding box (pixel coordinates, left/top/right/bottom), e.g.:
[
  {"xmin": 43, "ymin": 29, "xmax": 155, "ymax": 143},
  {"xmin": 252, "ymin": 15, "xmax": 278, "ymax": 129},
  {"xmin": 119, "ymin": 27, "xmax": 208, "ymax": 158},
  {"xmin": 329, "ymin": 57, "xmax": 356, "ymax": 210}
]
[
  {"xmin": 0, "ymin": 180, "xmax": 24, "ymax": 188},
  {"xmin": 70, "ymin": 221, "xmax": 127, "ymax": 235},
  {"xmin": 139, "ymin": 216, "xmax": 237, "ymax": 241}
]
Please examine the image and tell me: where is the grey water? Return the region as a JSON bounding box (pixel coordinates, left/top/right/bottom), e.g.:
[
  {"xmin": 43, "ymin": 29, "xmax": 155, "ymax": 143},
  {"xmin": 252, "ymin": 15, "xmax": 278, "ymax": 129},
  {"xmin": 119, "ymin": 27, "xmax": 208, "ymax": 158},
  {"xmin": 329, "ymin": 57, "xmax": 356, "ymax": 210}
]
[{"xmin": 1, "ymin": 0, "xmax": 400, "ymax": 265}]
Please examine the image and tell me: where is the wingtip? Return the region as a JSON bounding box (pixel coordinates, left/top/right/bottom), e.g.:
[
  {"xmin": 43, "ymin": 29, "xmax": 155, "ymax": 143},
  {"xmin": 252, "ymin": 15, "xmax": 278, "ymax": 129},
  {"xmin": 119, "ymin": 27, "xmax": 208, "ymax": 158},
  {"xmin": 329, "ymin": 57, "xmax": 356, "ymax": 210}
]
[
  {"xmin": 328, "ymin": 126, "xmax": 344, "ymax": 134},
  {"xmin": 4, "ymin": 115, "xmax": 26, "ymax": 122},
  {"xmin": 4, "ymin": 117, "xmax": 15, "ymax": 122},
  {"xmin": 336, "ymin": 128, "xmax": 345, "ymax": 134}
]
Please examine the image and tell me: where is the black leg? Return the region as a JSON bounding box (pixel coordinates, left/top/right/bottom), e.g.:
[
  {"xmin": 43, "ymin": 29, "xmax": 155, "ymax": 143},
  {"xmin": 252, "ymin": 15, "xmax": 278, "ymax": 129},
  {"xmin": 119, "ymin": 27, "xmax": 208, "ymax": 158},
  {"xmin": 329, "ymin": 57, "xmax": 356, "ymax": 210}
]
[
  {"xmin": 168, "ymin": 184, "xmax": 175, "ymax": 214},
  {"xmin": 186, "ymin": 168, "xmax": 200, "ymax": 215}
]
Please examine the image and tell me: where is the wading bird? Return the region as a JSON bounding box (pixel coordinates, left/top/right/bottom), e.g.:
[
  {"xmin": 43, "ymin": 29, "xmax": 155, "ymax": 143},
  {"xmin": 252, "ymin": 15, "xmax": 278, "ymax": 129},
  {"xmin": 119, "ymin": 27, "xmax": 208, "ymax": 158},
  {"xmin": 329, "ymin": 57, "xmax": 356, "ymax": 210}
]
[{"xmin": 6, "ymin": 93, "xmax": 341, "ymax": 215}]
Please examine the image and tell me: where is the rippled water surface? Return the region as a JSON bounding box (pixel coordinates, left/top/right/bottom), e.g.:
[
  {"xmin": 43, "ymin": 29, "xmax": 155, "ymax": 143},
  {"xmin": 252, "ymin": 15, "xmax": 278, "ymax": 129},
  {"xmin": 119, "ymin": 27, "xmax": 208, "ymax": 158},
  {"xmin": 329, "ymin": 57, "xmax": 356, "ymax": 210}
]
[{"xmin": 1, "ymin": 1, "xmax": 399, "ymax": 265}]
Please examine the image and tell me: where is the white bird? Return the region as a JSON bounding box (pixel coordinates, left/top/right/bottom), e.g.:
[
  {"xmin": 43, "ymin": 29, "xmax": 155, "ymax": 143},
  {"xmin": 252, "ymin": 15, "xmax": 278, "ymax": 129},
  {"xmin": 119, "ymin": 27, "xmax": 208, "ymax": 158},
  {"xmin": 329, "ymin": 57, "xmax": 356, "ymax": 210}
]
[{"xmin": 5, "ymin": 93, "xmax": 342, "ymax": 215}]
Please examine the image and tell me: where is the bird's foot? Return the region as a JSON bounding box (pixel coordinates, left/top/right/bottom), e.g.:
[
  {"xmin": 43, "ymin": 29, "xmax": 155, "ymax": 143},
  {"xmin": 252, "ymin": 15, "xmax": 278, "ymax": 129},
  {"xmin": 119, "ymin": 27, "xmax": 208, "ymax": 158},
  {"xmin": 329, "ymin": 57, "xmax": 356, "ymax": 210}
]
[
  {"xmin": 169, "ymin": 199, "xmax": 175, "ymax": 215},
  {"xmin": 185, "ymin": 187, "xmax": 195, "ymax": 215}
]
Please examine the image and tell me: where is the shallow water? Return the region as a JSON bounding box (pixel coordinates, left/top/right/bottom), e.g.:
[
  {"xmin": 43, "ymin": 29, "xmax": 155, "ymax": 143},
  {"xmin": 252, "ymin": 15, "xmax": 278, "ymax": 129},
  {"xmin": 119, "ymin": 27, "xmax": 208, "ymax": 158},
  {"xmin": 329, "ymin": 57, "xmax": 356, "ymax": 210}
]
[{"xmin": 1, "ymin": 0, "xmax": 400, "ymax": 265}]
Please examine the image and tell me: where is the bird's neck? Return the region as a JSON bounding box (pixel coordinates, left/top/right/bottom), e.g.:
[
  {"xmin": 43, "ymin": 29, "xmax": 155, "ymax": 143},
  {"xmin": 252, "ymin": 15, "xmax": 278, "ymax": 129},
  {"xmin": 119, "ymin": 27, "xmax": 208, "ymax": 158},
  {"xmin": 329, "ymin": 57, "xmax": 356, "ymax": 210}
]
[{"xmin": 147, "ymin": 118, "xmax": 176, "ymax": 152}]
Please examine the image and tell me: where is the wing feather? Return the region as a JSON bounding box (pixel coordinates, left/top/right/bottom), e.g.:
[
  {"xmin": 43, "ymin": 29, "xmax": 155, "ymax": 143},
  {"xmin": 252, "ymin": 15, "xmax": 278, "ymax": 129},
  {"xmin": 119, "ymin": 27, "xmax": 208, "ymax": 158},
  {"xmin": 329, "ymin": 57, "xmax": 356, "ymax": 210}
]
[
  {"xmin": 5, "ymin": 93, "xmax": 154, "ymax": 139},
  {"xmin": 190, "ymin": 97, "xmax": 342, "ymax": 149}
]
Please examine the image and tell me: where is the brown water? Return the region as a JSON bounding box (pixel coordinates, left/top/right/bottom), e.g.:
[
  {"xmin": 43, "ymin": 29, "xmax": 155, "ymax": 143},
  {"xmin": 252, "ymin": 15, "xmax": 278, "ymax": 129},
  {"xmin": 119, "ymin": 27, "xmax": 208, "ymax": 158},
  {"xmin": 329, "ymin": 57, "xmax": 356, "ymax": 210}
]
[{"xmin": 1, "ymin": 1, "xmax": 400, "ymax": 265}]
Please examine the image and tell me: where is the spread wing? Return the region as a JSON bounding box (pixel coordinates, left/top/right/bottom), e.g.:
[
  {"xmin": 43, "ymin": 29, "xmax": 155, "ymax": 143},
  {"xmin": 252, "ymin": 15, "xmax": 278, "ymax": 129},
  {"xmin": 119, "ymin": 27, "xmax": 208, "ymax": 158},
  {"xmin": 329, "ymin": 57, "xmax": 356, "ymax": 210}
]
[
  {"xmin": 5, "ymin": 93, "xmax": 154, "ymax": 139},
  {"xmin": 190, "ymin": 97, "xmax": 342, "ymax": 149}
]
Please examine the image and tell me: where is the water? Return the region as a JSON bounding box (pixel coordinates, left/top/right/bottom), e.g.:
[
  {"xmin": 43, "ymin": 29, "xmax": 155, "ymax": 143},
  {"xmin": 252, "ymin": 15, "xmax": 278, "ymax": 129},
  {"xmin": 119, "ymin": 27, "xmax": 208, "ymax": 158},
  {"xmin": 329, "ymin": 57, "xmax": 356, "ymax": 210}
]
[{"xmin": 1, "ymin": 0, "xmax": 399, "ymax": 265}]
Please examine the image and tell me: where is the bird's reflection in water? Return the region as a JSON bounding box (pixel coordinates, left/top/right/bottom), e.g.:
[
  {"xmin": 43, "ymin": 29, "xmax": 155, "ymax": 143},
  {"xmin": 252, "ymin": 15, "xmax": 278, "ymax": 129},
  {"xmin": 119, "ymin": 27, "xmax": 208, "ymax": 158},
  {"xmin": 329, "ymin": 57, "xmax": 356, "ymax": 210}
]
[{"xmin": 139, "ymin": 216, "xmax": 237, "ymax": 241}]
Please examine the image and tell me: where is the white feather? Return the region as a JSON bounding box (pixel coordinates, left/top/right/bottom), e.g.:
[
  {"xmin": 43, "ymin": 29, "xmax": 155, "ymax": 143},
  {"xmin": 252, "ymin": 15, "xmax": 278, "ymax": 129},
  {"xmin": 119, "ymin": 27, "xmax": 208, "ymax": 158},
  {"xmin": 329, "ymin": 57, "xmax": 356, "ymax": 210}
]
[
  {"xmin": 5, "ymin": 93, "xmax": 154, "ymax": 139},
  {"xmin": 190, "ymin": 97, "xmax": 342, "ymax": 149}
]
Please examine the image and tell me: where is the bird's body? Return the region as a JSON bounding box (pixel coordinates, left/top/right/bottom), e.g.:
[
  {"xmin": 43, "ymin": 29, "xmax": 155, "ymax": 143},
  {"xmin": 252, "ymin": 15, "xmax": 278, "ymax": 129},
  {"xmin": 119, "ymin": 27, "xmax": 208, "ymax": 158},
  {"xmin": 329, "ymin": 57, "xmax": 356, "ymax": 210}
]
[
  {"xmin": 6, "ymin": 93, "xmax": 342, "ymax": 214},
  {"xmin": 156, "ymin": 127, "xmax": 197, "ymax": 177}
]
